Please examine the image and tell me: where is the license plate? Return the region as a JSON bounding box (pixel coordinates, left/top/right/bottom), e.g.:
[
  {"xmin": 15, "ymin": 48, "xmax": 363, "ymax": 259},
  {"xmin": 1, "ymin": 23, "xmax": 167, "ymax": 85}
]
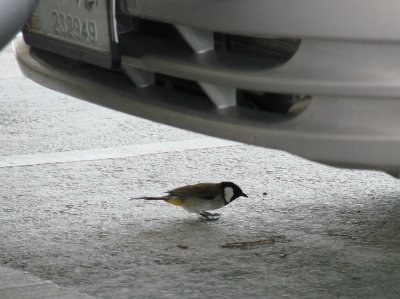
[{"xmin": 26, "ymin": 0, "xmax": 112, "ymax": 54}]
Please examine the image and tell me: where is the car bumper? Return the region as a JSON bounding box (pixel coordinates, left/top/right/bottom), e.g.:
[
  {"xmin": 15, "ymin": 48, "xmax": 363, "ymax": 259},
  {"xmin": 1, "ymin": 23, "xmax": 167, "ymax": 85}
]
[
  {"xmin": 14, "ymin": 36, "xmax": 400, "ymax": 173},
  {"xmin": 14, "ymin": 1, "xmax": 400, "ymax": 173}
]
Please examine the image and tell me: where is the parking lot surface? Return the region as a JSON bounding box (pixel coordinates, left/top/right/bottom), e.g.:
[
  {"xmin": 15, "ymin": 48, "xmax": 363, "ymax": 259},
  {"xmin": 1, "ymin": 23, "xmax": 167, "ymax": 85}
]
[{"xmin": 0, "ymin": 44, "xmax": 399, "ymax": 298}]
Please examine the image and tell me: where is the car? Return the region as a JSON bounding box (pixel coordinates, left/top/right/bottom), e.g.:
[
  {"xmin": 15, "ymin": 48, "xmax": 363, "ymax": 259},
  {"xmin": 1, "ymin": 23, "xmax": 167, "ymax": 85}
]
[
  {"xmin": 13, "ymin": 0, "xmax": 400, "ymax": 176},
  {"xmin": 0, "ymin": 0, "xmax": 37, "ymax": 51}
]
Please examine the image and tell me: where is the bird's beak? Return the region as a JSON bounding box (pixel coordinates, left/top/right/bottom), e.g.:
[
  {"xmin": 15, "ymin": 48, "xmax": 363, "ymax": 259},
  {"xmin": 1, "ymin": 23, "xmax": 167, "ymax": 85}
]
[{"xmin": 242, "ymin": 193, "xmax": 248, "ymax": 198}]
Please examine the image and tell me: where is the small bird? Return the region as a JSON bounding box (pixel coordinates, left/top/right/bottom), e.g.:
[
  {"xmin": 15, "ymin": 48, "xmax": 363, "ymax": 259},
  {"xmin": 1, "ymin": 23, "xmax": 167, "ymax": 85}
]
[{"xmin": 131, "ymin": 182, "xmax": 248, "ymax": 220}]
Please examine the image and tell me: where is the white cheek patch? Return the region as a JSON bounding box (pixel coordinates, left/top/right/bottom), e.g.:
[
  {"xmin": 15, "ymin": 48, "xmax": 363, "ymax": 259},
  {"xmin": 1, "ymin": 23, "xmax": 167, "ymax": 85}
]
[{"xmin": 224, "ymin": 187, "xmax": 234, "ymax": 203}]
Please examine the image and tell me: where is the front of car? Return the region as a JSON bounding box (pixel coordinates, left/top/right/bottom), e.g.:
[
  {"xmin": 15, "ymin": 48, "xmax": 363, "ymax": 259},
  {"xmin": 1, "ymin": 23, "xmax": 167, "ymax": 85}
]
[{"xmin": 14, "ymin": 0, "xmax": 400, "ymax": 175}]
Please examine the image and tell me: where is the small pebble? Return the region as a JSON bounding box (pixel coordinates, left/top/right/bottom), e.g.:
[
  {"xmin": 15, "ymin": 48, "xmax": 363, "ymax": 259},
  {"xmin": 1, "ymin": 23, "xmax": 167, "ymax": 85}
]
[{"xmin": 177, "ymin": 244, "xmax": 189, "ymax": 249}]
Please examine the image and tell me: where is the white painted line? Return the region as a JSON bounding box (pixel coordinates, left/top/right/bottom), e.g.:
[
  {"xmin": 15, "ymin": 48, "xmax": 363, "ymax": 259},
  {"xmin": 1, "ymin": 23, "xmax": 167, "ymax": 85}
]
[{"xmin": 0, "ymin": 138, "xmax": 238, "ymax": 168}]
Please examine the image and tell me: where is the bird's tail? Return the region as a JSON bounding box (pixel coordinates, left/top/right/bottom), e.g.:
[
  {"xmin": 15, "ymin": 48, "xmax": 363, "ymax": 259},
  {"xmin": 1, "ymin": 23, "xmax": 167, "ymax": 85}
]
[{"xmin": 130, "ymin": 196, "xmax": 165, "ymax": 201}]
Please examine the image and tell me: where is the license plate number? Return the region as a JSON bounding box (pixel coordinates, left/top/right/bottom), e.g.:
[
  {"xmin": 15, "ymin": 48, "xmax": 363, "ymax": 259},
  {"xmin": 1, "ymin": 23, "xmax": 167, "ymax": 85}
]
[{"xmin": 27, "ymin": 0, "xmax": 111, "ymax": 53}]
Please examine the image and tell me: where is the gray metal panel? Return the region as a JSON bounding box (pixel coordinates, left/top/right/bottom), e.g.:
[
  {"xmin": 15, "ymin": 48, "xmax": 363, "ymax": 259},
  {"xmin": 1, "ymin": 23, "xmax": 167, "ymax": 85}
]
[
  {"xmin": 24, "ymin": 32, "xmax": 114, "ymax": 69},
  {"xmin": 14, "ymin": 38, "xmax": 400, "ymax": 172},
  {"xmin": 0, "ymin": 0, "xmax": 37, "ymax": 50},
  {"xmin": 120, "ymin": 0, "xmax": 400, "ymax": 41},
  {"xmin": 121, "ymin": 35, "xmax": 400, "ymax": 98}
]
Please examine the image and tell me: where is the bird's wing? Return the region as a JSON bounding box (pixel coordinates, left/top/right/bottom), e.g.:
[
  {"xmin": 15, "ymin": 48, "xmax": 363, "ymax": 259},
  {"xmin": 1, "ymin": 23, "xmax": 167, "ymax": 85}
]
[{"xmin": 167, "ymin": 183, "xmax": 220, "ymax": 200}]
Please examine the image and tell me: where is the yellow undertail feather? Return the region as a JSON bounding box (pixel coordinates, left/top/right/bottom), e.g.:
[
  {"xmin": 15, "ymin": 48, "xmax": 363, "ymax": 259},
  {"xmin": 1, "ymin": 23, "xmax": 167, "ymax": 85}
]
[{"xmin": 166, "ymin": 198, "xmax": 184, "ymax": 206}]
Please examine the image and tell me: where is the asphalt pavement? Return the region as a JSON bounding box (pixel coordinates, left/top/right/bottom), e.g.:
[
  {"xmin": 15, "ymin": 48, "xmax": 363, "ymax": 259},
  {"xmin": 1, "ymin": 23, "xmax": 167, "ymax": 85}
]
[{"xmin": 1, "ymin": 43, "xmax": 399, "ymax": 298}]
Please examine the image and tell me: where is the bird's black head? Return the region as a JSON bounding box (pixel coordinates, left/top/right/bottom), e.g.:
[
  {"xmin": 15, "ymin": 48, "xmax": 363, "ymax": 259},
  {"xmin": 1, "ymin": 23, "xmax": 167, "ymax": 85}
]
[{"xmin": 221, "ymin": 182, "xmax": 248, "ymax": 205}]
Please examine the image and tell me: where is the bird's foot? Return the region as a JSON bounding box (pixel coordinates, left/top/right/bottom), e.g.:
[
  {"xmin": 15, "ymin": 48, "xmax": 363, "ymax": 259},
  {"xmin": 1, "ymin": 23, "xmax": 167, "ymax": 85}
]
[{"xmin": 200, "ymin": 211, "xmax": 220, "ymax": 221}]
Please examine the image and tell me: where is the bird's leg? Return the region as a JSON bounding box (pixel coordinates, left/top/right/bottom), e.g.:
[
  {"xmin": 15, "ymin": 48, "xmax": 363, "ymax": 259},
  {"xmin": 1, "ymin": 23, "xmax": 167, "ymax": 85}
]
[
  {"xmin": 200, "ymin": 211, "xmax": 212, "ymax": 217},
  {"xmin": 200, "ymin": 211, "xmax": 220, "ymax": 221},
  {"xmin": 208, "ymin": 212, "xmax": 220, "ymax": 217}
]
